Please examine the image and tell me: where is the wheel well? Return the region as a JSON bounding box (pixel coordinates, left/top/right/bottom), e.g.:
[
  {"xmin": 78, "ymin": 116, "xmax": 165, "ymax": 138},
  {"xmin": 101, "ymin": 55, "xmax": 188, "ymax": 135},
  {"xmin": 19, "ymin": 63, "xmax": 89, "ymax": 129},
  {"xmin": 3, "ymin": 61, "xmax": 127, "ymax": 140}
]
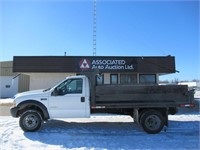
[
  {"xmin": 138, "ymin": 108, "xmax": 168, "ymax": 126},
  {"xmin": 17, "ymin": 100, "xmax": 50, "ymax": 120},
  {"xmin": 18, "ymin": 105, "xmax": 44, "ymax": 119}
]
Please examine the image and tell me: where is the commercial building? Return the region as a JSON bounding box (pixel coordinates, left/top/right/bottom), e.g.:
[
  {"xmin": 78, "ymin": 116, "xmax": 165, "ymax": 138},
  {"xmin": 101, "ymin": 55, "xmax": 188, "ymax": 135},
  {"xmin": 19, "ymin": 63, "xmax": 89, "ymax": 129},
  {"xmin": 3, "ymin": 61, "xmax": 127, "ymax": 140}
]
[
  {"xmin": 13, "ymin": 55, "xmax": 175, "ymax": 87},
  {"xmin": 0, "ymin": 55, "xmax": 176, "ymax": 98}
]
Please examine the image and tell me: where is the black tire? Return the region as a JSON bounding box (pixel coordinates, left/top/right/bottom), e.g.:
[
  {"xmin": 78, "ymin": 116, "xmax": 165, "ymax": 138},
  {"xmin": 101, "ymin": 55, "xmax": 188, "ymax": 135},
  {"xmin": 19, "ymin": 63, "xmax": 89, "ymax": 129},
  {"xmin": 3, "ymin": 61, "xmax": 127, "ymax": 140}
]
[
  {"xmin": 140, "ymin": 110, "xmax": 164, "ymax": 134},
  {"xmin": 19, "ymin": 110, "xmax": 42, "ymax": 132}
]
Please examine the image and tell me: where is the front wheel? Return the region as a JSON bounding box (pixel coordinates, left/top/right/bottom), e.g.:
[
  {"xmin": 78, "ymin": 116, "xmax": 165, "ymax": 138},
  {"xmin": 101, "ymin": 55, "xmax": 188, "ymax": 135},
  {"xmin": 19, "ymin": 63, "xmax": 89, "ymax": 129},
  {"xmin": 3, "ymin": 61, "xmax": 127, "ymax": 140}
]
[
  {"xmin": 19, "ymin": 110, "xmax": 42, "ymax": 132},
  {"xmin": 140, "ymin": 110, "xmax": 165, "ymax": 134}
]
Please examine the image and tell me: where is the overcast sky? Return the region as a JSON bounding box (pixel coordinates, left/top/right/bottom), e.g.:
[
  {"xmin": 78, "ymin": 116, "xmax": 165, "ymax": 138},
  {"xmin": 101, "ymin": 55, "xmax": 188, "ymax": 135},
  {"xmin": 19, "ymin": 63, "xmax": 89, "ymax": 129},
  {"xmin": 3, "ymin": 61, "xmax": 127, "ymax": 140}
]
[{"xmin": 0, "ymin": 0, "xmax": 199, "ymax": 81}]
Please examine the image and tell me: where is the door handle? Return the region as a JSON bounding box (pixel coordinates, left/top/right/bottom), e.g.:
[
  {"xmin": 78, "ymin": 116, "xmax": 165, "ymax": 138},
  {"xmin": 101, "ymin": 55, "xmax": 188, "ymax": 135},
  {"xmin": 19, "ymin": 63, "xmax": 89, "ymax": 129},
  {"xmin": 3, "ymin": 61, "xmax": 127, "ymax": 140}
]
[{"xmin": 81, "ymin": 97, "xmax": 85, "ymax": 102}]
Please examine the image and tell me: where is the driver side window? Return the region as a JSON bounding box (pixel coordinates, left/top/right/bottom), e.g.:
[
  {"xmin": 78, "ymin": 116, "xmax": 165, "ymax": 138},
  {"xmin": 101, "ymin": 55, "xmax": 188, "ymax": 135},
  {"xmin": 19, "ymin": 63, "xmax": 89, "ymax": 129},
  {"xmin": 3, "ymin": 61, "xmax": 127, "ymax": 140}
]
[{"xmin": 55, "ymin": 78, "xmax": 83, "ymax": 95}]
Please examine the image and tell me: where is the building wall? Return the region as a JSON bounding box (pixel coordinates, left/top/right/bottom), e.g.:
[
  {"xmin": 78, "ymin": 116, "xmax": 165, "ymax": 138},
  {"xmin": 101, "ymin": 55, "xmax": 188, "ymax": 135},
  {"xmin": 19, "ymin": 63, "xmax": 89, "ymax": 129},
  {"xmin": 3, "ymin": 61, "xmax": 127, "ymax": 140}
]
[
  {"xmin": 0, "ymin": 61, "xmax": 17, "ymax": 98},
  {"xmin": 104, "ymin": 73, "xmax": 110, "ymax": 84},
  {"xmin": 0, "ymin": 61, "xmax": 30, "ymax": 97},
  {"xmin": 0, "ymin": 61, "xmax": 16, "ymax": 76},
  {"xmin": 28, "ymin": 73, "xmax": 76, "ymax": 90},
  {"xmin": 0, "ymin": 76, "xmax": 18, "ymax": 98},
  {"xmin": 18, "ymin": 74, "xmax": 30, "ymax": 93}
]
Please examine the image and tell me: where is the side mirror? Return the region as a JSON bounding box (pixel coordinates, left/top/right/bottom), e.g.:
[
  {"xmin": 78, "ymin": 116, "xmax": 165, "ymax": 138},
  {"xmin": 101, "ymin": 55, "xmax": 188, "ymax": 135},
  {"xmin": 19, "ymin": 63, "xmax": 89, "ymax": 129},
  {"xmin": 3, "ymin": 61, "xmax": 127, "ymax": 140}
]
[
  {"xmin": 51, "ymin": 88, "xmax": 64, "ymax": 96},
  {"xmin": 51, "ymin": 88, "xmax": 59, "ymax": 96}
]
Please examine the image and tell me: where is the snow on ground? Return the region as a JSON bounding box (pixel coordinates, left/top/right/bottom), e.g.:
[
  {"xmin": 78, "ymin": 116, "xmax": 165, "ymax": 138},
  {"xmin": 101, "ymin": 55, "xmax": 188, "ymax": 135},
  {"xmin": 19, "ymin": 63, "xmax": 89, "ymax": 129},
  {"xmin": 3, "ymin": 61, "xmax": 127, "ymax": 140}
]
[
  {"xmin": 0, "ymin": 98, "xmax": 14, "ymax": 104},
  {"xmin": 0, "ymin": 111, "xmax": 200, "ymax": 150},
  {"xmin": 0, "ymin": 93, "xmax": 200, "ymax": 150}
]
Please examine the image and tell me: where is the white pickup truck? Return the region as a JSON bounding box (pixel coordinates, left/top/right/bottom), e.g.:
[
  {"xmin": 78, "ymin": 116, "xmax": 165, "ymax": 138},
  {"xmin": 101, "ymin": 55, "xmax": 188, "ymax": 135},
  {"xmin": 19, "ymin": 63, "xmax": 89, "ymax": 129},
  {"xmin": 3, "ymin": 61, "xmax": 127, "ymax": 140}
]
[{"xmin": 10, "ymin": 75, "xmax": 195, "ymax": 134}]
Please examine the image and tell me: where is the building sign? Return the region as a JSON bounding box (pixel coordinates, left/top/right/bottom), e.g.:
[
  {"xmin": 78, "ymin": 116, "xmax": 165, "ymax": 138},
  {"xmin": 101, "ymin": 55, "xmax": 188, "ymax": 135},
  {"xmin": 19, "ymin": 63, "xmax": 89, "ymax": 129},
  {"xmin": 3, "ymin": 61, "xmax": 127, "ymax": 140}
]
[
  {"xmin": 13, "ymin": 56, "xmax": 175, "ymax": 73},
  {"xmin": 79, "ymin": 58, "xmax": 134, "ymax": 71},
  {"xmin": 79, "ymin": 59, "xmax": 91, "ymax": 70}
]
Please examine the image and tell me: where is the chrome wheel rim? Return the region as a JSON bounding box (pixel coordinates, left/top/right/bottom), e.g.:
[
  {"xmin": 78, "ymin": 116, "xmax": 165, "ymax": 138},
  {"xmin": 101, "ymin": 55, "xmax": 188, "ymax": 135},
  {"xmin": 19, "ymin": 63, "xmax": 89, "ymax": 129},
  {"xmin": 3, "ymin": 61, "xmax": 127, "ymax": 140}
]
[{"xmin": 23, "ymin": 114, "xmax": 39, "ymax": 129}]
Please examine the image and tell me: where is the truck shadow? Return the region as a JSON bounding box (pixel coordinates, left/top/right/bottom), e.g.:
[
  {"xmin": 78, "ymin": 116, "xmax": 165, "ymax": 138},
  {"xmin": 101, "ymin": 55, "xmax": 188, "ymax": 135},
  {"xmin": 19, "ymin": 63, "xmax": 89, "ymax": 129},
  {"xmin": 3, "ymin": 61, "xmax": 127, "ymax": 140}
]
[
  {"xmin": 23, "ymin": 119, "xmax": 200, "ymax": 149},
  {"xmin": 24, "ymin": 120, "xmax": 143, "ymax": 149}
]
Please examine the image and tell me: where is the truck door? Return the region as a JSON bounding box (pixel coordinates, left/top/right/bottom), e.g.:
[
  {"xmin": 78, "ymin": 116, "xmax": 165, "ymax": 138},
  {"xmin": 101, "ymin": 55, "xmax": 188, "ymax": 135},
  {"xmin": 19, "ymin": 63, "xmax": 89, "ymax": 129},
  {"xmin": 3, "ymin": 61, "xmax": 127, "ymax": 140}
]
[{"xmin": 49, "ymin": 78, "xmax": 87, "ymax": 118}]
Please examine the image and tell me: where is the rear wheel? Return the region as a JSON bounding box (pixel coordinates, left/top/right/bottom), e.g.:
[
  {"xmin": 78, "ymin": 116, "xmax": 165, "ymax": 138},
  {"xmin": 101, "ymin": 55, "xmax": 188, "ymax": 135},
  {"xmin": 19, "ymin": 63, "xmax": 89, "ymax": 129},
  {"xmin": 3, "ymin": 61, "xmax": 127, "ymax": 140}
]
[
  {"xmin": 140, "ymin": 110, "xmax": 164, "ymax": 134},
  {"xmin": 19, "ymin": 110, "xmax": 42, "ymax": 132}
]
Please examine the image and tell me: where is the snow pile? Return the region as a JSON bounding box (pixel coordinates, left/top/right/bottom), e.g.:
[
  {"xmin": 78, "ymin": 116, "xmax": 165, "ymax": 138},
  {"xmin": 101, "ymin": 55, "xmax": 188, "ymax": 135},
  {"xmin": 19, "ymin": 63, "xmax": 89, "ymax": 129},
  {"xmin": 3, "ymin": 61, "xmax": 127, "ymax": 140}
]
[
  {"xmin": 0, "ymin": 112, "xmax": 200, "ymax": 150},
  {"xmin": 0, "ymin": 98, "xmax": 14, "ymax": 105}
]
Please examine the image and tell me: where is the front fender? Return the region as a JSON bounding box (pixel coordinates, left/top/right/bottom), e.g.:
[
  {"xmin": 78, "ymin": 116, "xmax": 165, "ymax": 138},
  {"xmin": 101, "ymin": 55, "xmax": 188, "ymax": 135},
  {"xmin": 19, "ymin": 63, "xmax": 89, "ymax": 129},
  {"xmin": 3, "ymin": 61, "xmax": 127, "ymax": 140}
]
[
  {"xmin": 10, "ymin": 106, "xmax": 20, "ymax": 117},
  {"xmin": 17, "ymin": 100, "xmax": 50, "ymax": 120}
]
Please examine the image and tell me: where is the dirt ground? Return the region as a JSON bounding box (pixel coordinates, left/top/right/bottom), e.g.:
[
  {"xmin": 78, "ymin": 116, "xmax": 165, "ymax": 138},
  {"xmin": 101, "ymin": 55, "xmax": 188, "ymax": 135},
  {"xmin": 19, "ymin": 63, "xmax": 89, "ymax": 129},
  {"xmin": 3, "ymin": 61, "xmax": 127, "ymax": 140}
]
[{"xmin": 0, "ymin": 102, "xmax": 13, "ymax": 116}]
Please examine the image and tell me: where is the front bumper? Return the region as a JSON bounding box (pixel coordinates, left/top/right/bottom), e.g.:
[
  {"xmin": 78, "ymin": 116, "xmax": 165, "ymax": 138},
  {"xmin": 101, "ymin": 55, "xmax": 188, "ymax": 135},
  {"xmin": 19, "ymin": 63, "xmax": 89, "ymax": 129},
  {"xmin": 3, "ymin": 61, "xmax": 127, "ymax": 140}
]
[{"xmin": 10, "ymin": 106, "xmax": 20, "ymax": 117}]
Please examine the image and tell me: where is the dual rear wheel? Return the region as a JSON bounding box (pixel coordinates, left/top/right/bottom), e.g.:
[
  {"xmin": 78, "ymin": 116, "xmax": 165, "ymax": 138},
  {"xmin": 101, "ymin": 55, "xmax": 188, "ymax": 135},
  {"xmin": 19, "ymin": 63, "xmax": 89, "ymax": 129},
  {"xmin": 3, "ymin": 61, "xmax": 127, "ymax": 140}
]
[{"xmin": 140, "ymin": 110, "xmax": 165, "ymax": 134}]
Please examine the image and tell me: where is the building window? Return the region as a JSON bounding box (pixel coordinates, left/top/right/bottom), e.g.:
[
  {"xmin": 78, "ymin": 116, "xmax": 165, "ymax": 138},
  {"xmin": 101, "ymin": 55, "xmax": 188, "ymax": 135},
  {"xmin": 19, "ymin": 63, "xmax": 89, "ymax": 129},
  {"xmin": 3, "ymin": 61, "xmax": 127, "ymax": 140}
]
[
  {"xmin": 120, "ymin": 74, "xmax": 137, "ymax": 85},
  {"xmin": 139, "ymin": 74, "xmax": 156, "ymax": 84},
  {"xmin": 96, "ymin": 75, "xmax": 104, "ymax": 85},
  {"xmin": 5, "ymin": 85, "xmax": 11, "ymax": 88},
  {"xmin": 110, "ymin": 74, "xmax": 118, "ymax": 84}
]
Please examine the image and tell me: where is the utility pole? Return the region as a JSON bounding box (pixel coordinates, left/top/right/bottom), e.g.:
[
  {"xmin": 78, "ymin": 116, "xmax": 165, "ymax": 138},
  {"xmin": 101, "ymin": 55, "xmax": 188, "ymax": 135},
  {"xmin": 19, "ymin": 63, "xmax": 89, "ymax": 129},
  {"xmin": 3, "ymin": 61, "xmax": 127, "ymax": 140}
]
[{"xmin": 93, "ymin": 0, "xmax": 97, "ymax": 56}]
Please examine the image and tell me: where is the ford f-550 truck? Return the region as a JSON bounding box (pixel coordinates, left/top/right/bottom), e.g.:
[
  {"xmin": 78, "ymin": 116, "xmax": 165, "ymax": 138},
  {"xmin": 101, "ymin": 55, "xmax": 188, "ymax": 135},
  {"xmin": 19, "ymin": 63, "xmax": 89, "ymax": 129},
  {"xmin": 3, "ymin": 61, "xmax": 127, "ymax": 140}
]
[{"xmin": 10, "ymin": 74, "xmax": 195, "ymax": 134}]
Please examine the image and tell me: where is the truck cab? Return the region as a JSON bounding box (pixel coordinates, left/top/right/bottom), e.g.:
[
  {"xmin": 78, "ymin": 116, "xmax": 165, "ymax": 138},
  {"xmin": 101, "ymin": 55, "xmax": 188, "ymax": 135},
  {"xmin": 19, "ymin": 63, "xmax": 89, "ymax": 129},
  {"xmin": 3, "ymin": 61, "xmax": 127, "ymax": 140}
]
[{"xmin": 48, "ymin": 75, "xmax": 90, "ymax": 118}]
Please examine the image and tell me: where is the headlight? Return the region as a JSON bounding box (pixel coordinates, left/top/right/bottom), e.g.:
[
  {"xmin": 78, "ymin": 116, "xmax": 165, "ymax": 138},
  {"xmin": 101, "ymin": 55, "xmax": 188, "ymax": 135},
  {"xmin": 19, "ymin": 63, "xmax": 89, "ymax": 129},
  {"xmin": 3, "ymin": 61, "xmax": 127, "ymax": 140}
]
[
  {"xmin": 13, "ymin": 94, "xmax": 17, "ymax": 99},
  {"xmin": 12, "ymin": 100, "xmax": 16, "ymax": 107}
]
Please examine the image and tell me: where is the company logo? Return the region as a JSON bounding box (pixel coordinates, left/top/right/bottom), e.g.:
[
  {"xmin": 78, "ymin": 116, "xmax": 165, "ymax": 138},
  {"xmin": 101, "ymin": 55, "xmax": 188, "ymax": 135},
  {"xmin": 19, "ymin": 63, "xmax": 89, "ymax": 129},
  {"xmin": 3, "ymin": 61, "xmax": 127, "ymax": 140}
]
[{"xmin": 79, "ymin": 59, "xmax": 91, "ymax": 70}]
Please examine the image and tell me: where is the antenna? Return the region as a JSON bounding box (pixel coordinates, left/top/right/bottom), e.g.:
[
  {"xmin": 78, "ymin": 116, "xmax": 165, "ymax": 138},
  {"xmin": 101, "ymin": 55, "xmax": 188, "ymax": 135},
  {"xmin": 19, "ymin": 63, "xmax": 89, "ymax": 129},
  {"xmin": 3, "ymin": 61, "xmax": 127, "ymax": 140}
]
[{"xmin": 93, "ymin": 0, "xmax": 97, "ymax": 56}]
